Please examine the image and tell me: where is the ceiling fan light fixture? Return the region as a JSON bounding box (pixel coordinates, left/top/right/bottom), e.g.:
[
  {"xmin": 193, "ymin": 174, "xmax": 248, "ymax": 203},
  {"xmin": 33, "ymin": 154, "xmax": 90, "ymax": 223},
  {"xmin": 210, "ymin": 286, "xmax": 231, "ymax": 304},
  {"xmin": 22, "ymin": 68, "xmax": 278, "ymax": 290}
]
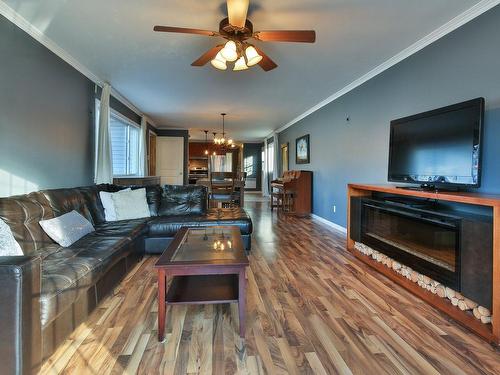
[
  {"xmin": 211, "ymin": 51, "xmax": 227, "ymax": 70},
  {"xmin": 221, "ymin": 41, "xmax": 238, "ymax": 62},
  {"xmin": 245, "ymin": 45, "xmax": 262, "ymax": 66},
  {"xmin": 233, "ymin": 56, "xmax": 249, "ymax": 71},
  {"xmin": 227, "ymin": 0, "xmax": 249, "ymax": 29}
]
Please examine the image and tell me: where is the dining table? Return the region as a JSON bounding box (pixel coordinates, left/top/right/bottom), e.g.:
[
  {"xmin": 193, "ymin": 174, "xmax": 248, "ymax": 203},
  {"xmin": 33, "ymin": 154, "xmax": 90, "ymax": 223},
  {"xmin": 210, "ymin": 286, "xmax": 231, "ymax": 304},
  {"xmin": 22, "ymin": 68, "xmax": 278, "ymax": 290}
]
[{"xmin": 196, "ymin": 178, "xmax": 245, "ymax": 207}]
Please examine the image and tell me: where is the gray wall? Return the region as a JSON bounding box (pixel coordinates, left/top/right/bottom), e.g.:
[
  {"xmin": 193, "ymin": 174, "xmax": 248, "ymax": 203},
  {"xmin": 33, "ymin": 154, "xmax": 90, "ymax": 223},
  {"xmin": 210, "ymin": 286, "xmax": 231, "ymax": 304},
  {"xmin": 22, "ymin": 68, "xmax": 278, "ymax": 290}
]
[
  {"xmin": 279, "ymin": 6, "xmax": 500, "ymax": 228},
  {"xmin": 0, "ymin": 15, "xmax": 94, "ymax": 197}
]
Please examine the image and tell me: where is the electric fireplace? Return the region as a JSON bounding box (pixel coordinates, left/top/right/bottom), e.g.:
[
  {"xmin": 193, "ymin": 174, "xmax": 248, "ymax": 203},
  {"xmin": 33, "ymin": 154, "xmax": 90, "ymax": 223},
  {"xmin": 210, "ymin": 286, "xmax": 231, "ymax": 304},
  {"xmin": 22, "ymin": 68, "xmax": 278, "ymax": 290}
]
[{"xmin": 350, "ymin": 196, "xmax": 493, "ymax": 308}]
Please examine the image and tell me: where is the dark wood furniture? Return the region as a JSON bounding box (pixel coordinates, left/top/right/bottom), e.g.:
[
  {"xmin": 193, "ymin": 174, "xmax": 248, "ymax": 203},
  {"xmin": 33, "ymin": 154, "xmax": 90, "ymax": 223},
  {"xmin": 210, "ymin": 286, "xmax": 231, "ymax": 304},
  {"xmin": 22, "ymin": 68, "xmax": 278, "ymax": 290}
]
[
  {"xmin": 209, "ymin": 172, "xmax": 237, "ymax": 208},
  {"xmin": 197, "ymin": 178, "xmax": 245, "ymax": 207},
  {"xmin": 270, "ymin": 184, "xmax": 284, "ymax": 211},
  {"xmin": 189, "ymin": 142, "xmax": 241, "ymax": 173},
  {"xmin": 271, "ymin": 170, "xmax": 312, "ymax": 216},
  {"xmin": 155, "ymin": 226, "xmax": 249, "ymax": 341},
  {"xmin": 196, "ymin": 172, "xmax": 245, "ymax": 207},
  {"xmin": 347, "ymin": 184, "xmax": 500, "ymax": 345},
  {"xmin": 113, "ymin": 176, "xmax": 161, "ymax": 186}
]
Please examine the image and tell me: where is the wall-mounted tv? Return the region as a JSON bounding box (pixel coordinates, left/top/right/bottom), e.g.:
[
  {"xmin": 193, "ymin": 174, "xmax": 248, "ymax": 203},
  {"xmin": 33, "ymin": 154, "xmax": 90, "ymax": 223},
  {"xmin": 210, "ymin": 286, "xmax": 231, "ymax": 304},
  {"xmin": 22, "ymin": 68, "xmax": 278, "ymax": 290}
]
[{"xmin": 388, "ymin": 98, "xmax": 484, "ymax": 189}]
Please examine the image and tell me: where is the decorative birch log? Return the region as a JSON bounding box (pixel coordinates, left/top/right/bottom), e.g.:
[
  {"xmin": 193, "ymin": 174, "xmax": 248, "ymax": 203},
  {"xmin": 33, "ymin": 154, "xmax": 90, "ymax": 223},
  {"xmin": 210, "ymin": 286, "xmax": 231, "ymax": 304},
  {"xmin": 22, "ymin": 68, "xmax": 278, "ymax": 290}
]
[{"xmin": 353, "ymin": 242, "xmax": 492, "ymax": 324}]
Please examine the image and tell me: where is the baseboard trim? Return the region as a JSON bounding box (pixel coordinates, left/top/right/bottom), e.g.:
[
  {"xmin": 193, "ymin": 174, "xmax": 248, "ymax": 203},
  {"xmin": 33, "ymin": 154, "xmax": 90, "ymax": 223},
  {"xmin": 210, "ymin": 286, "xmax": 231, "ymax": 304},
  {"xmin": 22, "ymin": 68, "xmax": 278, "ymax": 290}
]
[{"xmin": 311, "ymin": 214, "xmax": 347, "ymax": 234}]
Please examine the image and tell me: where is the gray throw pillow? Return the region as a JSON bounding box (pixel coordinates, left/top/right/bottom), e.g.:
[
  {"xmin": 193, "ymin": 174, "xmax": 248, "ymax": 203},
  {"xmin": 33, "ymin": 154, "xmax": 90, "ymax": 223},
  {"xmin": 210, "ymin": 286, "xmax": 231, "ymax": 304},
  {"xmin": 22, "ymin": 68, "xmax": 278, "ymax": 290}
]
[
  {"xmin": 0, "ymin": 218, "xmax": 23, "ymax": 256},
  {"xmin": 39, "ymin": 210, "xmax": 95, "ymax": 247}
]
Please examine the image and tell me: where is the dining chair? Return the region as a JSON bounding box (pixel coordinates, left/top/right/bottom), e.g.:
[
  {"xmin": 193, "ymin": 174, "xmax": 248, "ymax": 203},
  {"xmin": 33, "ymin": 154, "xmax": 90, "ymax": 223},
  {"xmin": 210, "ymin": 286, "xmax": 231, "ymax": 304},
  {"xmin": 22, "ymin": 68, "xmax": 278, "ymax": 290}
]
[{"xmin": 209, "ymin": 172, "xmax": 238, "ymax": 208}]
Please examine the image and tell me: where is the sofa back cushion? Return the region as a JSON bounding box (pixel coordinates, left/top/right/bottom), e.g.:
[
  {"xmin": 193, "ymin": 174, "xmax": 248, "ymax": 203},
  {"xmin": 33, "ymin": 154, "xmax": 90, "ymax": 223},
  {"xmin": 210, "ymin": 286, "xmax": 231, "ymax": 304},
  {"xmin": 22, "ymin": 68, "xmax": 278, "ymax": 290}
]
[
  {"xmin": 41, "ymin": 188, "xmax": 95, "ymax": 225},
  {"xmin": 78, "ymin": 184, "xmax": 110, "ymax": 224},
  {"xmin": 0, "ymin": 192, "xmax": 55, "ymax": 255},
  {"xmin": 158, "ymin": 185, "xmax": 207, "ymax": 216}
]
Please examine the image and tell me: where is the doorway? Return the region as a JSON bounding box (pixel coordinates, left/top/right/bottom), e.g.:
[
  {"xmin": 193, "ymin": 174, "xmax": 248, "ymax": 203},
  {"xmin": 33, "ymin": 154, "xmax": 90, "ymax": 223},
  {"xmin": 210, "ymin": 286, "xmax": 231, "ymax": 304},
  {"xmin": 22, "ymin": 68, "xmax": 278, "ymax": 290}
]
[{"xmin": 156, "ymin": 136, "xmax": 184, "ymax": 185}]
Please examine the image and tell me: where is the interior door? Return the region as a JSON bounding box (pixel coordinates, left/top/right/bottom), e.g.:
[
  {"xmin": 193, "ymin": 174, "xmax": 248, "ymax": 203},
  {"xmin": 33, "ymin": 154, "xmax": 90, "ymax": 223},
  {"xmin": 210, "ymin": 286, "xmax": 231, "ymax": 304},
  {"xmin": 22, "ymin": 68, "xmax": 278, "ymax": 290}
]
[{"xmin": 156, "ymin": 136, "xmax": 184, "ymax": 185}]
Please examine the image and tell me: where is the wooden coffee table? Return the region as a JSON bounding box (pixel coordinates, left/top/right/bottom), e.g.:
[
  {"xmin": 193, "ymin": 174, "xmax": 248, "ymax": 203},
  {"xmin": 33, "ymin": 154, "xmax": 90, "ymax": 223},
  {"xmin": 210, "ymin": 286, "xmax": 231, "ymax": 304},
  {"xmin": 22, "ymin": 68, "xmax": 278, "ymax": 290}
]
[{"xmin": 155, "ymin": 226, "xmax": 249, "ymax": 341}]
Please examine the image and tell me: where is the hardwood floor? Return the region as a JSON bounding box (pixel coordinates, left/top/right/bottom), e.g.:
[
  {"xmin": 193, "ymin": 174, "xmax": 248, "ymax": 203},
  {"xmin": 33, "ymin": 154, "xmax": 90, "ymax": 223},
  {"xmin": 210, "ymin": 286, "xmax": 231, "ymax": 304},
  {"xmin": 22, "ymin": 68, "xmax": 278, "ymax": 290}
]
[{"xmin": 40, "ymin": 201, "xmax": 500, "ymax": 374}]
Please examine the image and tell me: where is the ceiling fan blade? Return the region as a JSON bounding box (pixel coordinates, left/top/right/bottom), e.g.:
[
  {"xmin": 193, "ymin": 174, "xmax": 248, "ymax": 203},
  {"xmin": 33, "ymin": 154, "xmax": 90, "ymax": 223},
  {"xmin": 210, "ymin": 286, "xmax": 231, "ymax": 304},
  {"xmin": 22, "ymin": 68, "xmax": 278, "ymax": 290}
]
[
  {"xmin": 191, "ymin": 45, "xmax": 224, "ymax": 66},
  {"xmin": 253, "ymin": 46, "xmax": 278, "ymax": 72},
  {"xmin": 227, "ymin": 0, "xmax": 249, "ymax": 28},
  {"xmin": 153, "ymin": 25, "xmax": 218, "ymax": 37},
  {"xmin": 254, "ymin": 30, "xmax": 316, "ymax": 43}
]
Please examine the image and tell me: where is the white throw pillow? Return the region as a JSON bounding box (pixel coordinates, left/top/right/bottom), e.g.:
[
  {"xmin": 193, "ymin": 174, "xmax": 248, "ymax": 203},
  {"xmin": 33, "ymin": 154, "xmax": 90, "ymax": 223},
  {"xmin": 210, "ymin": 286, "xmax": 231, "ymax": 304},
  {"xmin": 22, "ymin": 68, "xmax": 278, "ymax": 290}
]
[
  {"xmin": 39, "ymin": 210, "xmax": 95, "ymax": 247},
  {"xmin": 111, "ymin": 188, "xmax": 151, "ymax": 221},
  {"xmin": 0, "ymin": 218, "xmax": 23, "ymax": 256},
  {"xmin": 99, "ymin": 188, "xmax": 131, "ymax": 221}
]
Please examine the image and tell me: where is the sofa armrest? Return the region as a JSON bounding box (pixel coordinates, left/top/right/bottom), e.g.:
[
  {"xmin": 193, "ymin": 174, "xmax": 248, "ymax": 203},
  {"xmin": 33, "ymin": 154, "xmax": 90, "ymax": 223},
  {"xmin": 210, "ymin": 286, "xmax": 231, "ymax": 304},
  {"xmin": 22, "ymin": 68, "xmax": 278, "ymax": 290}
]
[{"xmin": 0, "ymin": 256, "xmax": 42, "ymax": 375}]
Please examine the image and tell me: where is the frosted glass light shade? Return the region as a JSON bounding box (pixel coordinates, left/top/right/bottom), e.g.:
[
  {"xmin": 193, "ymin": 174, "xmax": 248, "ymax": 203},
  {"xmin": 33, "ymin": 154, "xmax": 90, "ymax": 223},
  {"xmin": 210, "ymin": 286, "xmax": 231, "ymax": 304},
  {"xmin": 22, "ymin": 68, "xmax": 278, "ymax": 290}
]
[
  {"xmin": 211, "ymin": 52, "xmax": 227, "ymax": 70},
  {"xmin": 245, "ymin": 46, "xmax": 262, "ymax": 66},
  {"xmin": 221, "ymin": 41, "xmax": 238, "ymax": 62},
  {"xmin": 233, "ymin": 56, "xmax": 248, "ymax": 71},
  {"xmin": 227, "ymin": 0, "xmax": 249, "ymax": 28}
]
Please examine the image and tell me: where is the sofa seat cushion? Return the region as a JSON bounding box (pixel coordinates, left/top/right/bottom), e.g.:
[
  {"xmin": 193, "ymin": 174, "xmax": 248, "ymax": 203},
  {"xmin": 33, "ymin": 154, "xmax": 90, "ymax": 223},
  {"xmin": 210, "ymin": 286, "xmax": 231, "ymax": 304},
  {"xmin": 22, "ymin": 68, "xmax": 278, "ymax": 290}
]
[
  {"xmin": 93, "ymin": 219, "xmax": 148, "ymax": 240},
  {"xmin": 39, "ymin": 235, "xmax": 132, "ymax": 327},
  {"xmin": 148, "ymin": 207, "xmax": 253, "ymax": 237}
]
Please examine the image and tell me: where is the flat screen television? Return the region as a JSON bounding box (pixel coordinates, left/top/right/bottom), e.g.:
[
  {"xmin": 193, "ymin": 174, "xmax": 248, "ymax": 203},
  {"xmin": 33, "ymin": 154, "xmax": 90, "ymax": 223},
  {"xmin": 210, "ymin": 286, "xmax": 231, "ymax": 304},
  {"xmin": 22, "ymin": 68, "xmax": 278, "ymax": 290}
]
[{"xmin": 388, "ymin": 98, "xmax": 484, "ymax": 189}]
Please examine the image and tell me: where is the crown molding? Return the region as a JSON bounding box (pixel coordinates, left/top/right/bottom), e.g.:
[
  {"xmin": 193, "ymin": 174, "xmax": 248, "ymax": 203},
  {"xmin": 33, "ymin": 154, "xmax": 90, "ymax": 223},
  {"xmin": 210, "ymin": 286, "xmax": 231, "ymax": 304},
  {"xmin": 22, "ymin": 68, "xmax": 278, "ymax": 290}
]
[
  {"xmin": 0, "ymin": 0, "xmax": 153, "ymax": 124},
  {"xmin": 274, "ymin": 0, "xmax": 500, "ymax": 135},
  {"xmin": 0, "ymin": 1, "xmax": 103, "ymax": 82}
]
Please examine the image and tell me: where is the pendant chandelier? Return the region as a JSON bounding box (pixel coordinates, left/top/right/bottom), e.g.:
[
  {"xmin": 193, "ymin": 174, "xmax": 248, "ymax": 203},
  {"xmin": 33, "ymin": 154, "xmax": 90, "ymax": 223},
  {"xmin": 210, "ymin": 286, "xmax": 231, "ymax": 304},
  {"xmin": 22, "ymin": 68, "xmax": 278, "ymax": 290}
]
[{"xmin": 213, "ymin": 113, "xmax": 235, "ymax": 148}]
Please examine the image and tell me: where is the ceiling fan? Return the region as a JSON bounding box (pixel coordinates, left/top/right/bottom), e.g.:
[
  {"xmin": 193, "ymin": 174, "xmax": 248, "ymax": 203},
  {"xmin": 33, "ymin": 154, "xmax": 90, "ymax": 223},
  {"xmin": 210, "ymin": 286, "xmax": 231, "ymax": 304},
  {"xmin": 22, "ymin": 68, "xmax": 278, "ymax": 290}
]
[{"xmin": 153, "ymin": 0, "xmax": 316, "ymax": 72}]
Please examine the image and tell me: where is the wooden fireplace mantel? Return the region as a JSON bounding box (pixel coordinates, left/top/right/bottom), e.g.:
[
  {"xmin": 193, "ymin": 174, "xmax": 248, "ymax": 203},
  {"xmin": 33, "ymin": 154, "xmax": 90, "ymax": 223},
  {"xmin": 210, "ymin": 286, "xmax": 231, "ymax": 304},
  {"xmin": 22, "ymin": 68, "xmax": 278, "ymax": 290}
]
[{"xmin": 347, "ymin": 183, "xmax": 500, "ymax": 345}]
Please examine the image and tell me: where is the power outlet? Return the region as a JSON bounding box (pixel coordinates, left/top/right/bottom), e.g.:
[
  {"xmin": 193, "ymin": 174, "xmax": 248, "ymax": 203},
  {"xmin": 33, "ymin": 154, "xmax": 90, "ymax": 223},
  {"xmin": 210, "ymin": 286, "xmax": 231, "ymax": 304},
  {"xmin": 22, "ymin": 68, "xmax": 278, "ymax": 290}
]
[{"xmin": 332, "ymin": 205, "xmax": 337, "ymax": 213}]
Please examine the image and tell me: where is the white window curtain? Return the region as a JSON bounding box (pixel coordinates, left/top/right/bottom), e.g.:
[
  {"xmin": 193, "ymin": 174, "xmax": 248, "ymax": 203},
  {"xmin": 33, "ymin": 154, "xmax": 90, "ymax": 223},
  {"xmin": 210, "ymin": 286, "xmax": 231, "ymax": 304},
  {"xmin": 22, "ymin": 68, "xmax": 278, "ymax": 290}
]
[
  {"xmin": 94, "ymin": 83, "xmax": 113, "ymax": 184},
  {"xmin": 262, "ymin": 139, "xmax": 270, "ymax": 196},
  {"xmin": 138, "ymin": 116, "xmax": 148, "ymax": 176}
]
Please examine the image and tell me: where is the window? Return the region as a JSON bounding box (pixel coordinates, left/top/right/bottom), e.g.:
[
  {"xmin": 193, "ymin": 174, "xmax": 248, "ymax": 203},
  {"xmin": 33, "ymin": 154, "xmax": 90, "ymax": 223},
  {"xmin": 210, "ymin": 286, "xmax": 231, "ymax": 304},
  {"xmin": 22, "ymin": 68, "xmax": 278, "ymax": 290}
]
[
  {"xmin": 210, "ymin": 153, "xmax": 232, "ymax": 172},
  {"xmin": 109, "ymin": 115, "xmax": 140, "ymax": 176},
  {"xmin": 267, "ymin": 141, "xmax": 274, "ymax": 174},
  {"xmin": 244, "ymin": 155, "xmax": 254, "ymax": 177},
  {"xmin": 95, "ymin": 100, "xmax": 140, "ymax": 176}
]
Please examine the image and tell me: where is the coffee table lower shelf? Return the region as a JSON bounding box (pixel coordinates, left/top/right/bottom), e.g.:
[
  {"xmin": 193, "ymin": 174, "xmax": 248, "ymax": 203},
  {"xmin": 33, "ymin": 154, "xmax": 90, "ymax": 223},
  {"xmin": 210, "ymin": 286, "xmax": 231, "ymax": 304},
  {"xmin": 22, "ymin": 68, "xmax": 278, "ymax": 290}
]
[{"xmin": 166, "ymin": 274, "xmax": 239, "ymax": 304}]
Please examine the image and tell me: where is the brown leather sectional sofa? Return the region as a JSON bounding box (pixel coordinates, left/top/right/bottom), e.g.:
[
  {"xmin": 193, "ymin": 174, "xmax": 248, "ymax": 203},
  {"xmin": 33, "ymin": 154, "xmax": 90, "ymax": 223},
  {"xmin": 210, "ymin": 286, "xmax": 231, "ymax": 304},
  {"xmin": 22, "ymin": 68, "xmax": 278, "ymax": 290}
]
[{"xmin": 0, "ymin": 184, "xmax": 252, "ymax": 374}]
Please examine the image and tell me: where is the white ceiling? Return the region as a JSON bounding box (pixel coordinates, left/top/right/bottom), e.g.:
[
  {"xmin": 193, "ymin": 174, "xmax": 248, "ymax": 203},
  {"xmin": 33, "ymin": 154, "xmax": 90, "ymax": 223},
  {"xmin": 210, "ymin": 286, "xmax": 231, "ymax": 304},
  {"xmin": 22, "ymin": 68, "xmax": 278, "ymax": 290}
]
[{"xmin": 2, "ymin": 0, "xmax": 487, "ymax": 141}]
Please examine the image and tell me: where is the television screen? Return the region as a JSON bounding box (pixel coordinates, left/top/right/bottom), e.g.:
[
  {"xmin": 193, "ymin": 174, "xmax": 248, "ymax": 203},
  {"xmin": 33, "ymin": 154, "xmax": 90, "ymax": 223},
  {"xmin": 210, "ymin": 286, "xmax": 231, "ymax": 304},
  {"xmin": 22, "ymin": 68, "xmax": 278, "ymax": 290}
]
[{"xmin": 388, "ymin": 98, "xmax": 484, "ymax": 187}]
